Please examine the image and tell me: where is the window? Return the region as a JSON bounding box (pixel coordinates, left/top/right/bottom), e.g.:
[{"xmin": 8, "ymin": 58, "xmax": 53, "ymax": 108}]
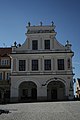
[
  {"xmin": 0, "ymin": 73, "xmax": 2, "ymax": 80},
  {"xmin": 67, "ymin": 58, "xmax": 71, "ymax": 69},
  {"xmin": 58, "ymin": 59, "xmax": 64, "ymax": 70},
  {"xmin": 6, "ymin": 73, "xmax": 10, "ymax": 80},
  {"xmin": 32, "ymin": 60, "xmax": 38, "ymax": 71},
  {"xmin": 1, "ymin": 59, "xmax": 10, "ymax": 66},
  {"xmin": 32, "ymin": 40, "xmax": 38, "ymax": 50},
  {"xmin": 19, "ymin": 60, "xmax": 26, "ymax": 71},
  {"xmin": 44, "ymin": 59, "xmax": 51, "ymax": 70},
  {"xmin": 44, "ymin": 40, "xmax": 50, "ymax": 49}
]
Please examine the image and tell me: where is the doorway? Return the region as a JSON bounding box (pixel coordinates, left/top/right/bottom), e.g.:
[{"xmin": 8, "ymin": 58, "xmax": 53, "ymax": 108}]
[
  {"xmin": 19, "ymin": 81, "xmax": 37, "ymax": 101},
  {"xmin": 47, "ymin": 81, "xmax": 65, "ymax": 101},
  {"xmin": 51, "ymin": 89, "xmax": 57, "ymax": 100}
]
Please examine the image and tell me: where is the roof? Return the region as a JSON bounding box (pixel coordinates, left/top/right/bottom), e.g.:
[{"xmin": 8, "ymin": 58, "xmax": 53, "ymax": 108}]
[{"xmin": 0, "ymin": 48, "xmax": 12, "ymax": 57}]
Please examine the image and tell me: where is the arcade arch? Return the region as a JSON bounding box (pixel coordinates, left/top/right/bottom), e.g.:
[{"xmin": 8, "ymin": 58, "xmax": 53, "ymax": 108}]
[
  {"xmin": 47, "ymin": 81, "xmax": 65, "ymax": 101},
  {"xmin": 19, "ymin": 81, "xmax": 37, "ymax": 101}
]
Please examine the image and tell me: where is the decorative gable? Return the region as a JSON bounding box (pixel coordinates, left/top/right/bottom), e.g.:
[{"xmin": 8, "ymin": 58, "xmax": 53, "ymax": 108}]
[{"xmin": 12, "ymin": 22, "xmax": 72, "ymax": 53}]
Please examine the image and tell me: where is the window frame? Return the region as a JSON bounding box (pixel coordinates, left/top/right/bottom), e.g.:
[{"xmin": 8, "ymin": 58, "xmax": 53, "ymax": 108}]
[
  {"xmin": 1, "ymin": 59, "xmax": 10, "ymax": 66},
  {"xmin": 6, "ymin": 73, "xmax": 11, "ymax": 80},
  {"xmin": 32, "ymin": 40, "xmax": 38, "ymax": 50},
  {"xmin": 44, "ymin": 40, "xmax": 50, "ymax": 50},
  {"xmin": 67, "ymin": 58, "xmax": 71, "ymax": 69},
  {"xmin": 44, "ymin": 59, "xmax": 51, "ymax": 71},
  {"xmin": 19, "ymin": 60, "xmax": 26, "ymax": 71},
  {"xmin": 32, "ymin": 59, "xmax": 38, "ymax": 71},
  {"xmin": 57, "ymin": 59, "xmax": 64, "ymax": 70}
]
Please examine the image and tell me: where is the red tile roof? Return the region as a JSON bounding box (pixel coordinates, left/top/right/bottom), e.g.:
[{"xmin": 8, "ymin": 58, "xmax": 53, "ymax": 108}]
[{"xmin": 0, "ymin": 48, "xmax": 12, "ymax": 56}]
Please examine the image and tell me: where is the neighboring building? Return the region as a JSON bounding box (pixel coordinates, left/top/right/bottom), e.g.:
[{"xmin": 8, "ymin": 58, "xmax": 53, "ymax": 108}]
[
  {"xmin": 76, "ymin": 78, "xmax": 80, "ymax": 99},
  {"xmin": 10, "ymin": 22, "xmax": 74, "ymax": 102},
  {"xmin": 0, "ymin": 48, "xmax": 12, "ymax": 103}
]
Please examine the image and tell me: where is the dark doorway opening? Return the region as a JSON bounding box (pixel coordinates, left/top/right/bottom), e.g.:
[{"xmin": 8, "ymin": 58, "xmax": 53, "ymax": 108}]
[
  {"xmin": 51, "ymin": 89, "xmax": 57, "ymax": 100},
  {"xmin": 19, "ymin": 81, "xmax": 37, "ymax": 102},
  {"xmin": 31, "ymin": 88, "xmax": 37, "ymax": 99}
]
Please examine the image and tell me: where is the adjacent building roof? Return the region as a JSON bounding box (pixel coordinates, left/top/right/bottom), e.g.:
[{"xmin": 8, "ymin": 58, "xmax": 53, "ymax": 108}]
[{"xmin": 0, "ymin": 48, "xmax": 12, "ymax": 57}]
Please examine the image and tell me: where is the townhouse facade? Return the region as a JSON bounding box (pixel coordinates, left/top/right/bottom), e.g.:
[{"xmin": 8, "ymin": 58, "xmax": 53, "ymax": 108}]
[
  {"xmin": 0, "ymin": 48, "xmax": 12, "ymax": 103},
  {"xmin": 10, "ymin": 22, "xmax": 74, "ymax": 102}
]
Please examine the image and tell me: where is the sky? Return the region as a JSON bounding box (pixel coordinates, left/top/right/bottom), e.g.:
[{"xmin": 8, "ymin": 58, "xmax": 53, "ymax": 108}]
[{"xmin": 0, "ymin": 0, "xmax": 80, "ymax": 83}]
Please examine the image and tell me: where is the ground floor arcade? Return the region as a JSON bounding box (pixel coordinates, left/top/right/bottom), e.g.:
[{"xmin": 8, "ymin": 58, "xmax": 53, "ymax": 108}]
[{"xmin": 10, "ymin": 75, "xmax": 74, "ymax": 102}]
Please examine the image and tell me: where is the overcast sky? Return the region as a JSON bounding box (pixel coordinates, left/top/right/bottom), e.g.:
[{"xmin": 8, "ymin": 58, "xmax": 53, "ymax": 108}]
[{"xmin": 0, "ymin": 0, "xmax": 80, "ymax": 80}]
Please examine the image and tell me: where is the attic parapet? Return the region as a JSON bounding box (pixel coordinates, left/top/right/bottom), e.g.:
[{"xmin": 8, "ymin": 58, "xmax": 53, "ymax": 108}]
[{"xmin": 26, "ymin": 22, "xmax": 56, "ymax": 34}]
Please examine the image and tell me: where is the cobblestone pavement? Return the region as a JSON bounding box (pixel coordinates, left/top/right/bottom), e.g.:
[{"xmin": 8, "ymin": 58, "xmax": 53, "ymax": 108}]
[{"xmin": 0, "ymin": 101, "xmax": 80, "ymax": 120}]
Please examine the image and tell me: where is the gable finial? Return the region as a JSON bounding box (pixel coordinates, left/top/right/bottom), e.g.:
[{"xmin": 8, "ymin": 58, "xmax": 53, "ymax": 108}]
[
  {"xmin": 66, "ymin": 40, "xmax": 69, "ymax": 44},
  {"xmin": 51, "ymin": 21, "xmax": 54, "ymax": 26},
  {"xmin": 28, "ymin": 22, "xmax": 31, "ymax": 27},
  {"xmin": 14, "ymin": 41, "xmax": 17, "ymax": 47},
  {"xmin": 40, "ymin": 21, "xmax": 42, "ymax": 26}
]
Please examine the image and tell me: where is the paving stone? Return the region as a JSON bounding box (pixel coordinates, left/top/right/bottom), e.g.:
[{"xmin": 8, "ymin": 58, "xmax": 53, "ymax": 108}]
[{"xmin": 0, "ymin": 101, "xmax": 80, "ymax": 120}]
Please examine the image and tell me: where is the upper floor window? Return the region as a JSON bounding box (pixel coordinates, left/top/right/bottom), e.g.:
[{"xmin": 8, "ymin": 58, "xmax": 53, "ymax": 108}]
[
  {"xmin": 1, "ymin": 59, "xmax": 10, "ymax": 66},
  {"xmin": 58, "ymin": 59, "xmax": 64, "ymax": 70},
  {"xmin": 44, "ymin": 59, "xmax": 51, "ymax": 70},
  {"xmin": 44, "ymin": 40, "xmax": 50, "ymax": 49},
  {"xmin": 32, "ymin": 60, "xmax": 38, "ymax": 71},
  {"xmin": 32, "ymin": 40, "xmax": 38, "ymax": 50},
  {"xmin": 19, "ymin": 60, "xmax": 26, "ymax": 71},
  {"xmin": 0, "ymin": 73, "xmax": 2, "ymax": 80}
]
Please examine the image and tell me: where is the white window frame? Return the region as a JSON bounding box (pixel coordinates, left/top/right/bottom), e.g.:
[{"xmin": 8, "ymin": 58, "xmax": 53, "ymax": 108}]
[
  {"xmin": 1, "ymin": 59, "xmax": 10, "ymax": 66},
  {"xmin": 44, "ymin": 59, "xmax": 51, "ymax": 71},
  {"xmin": 19, "ymin": 60, "xmax": 26, "ymax": 71}
]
